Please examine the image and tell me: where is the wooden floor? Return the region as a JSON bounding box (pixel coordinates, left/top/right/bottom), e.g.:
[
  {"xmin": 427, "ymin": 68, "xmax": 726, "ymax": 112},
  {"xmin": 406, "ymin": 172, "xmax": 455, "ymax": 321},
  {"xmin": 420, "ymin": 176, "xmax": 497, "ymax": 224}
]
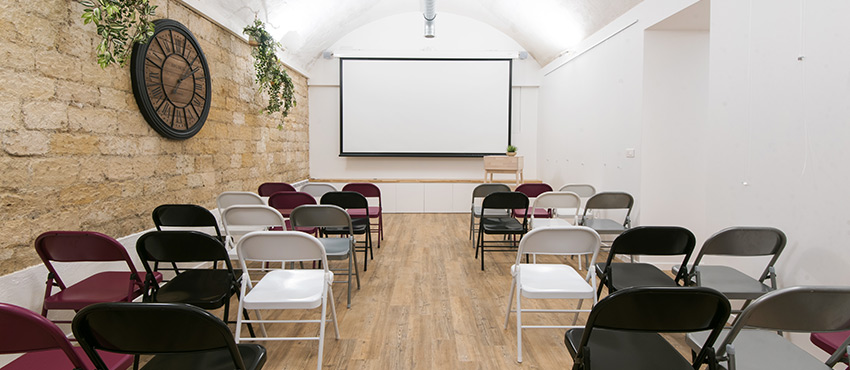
[{"xmin": 226, "ymin": 213, "xmax": 691, "ymax": 369}]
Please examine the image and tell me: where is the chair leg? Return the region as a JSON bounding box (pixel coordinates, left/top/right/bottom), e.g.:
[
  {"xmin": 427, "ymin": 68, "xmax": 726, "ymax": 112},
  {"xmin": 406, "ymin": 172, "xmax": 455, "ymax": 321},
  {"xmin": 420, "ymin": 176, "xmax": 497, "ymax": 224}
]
[
  {"xmin": 573, "ymin": 299, "xmax": 584, "ymax": 325},
  {"xmin": 318, "ymin": 289, "xmax": 327, "ymax": 370},
  {"xmin": 347, "ymin": 252, "xmax": 352, "ymax": 308},
  {"xmin": 516, "ymin": 284, "xmax": 523, "ymax": 363},
  {"xmin": 379, "ymin": 213, "xmax": 383, "ymax": 240},
  {"xmin": 504, "ymin": 278, "xmax": 516, "ymax": 329},
  {"xmin": 328, "ymin": 285, "xmax": 340, "ymax": 339}
]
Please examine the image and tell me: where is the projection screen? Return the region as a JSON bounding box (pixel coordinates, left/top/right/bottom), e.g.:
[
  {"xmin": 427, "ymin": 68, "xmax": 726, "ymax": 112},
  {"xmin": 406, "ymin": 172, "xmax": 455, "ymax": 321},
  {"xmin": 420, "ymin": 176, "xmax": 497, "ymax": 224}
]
[{"xmin": 339, "ymin": 58, "xmax": 512, "ymax": 157}]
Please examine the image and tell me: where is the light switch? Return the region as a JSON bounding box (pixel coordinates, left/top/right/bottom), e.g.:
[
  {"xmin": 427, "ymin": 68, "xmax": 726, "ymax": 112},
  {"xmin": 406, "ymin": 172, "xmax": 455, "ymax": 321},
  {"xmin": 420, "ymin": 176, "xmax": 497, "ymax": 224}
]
[{"xmin": 625, "ymin": 148, "xmax": 635, "ymax": 158}]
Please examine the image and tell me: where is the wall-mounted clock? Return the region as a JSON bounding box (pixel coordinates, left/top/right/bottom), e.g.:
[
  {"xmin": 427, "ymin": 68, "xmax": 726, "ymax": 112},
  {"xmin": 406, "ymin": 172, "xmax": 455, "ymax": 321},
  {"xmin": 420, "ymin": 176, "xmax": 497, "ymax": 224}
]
[{"xmin": 130, "ymin": 19, "xmax": 211, "ymax": 140}]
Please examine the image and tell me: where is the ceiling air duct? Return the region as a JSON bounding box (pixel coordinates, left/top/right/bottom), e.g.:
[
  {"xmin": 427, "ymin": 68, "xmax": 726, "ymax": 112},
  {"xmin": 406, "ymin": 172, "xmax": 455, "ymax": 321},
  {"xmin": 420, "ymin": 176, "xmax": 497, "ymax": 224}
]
[{"xmin": 424, "ymin": 0, "xmax": 436, "ymax": 38}]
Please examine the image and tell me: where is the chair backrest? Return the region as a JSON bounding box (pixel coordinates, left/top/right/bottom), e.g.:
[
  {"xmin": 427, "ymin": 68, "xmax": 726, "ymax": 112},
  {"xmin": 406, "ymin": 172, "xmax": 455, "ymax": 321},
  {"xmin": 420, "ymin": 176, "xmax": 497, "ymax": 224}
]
[
  {"xmin": 299, "ymin": 183, "xmax": 338, "ymax": 200},
  {"xmin": 72, "ymin": 302, "xmax": 254, "ymax": 370},
  {"xmin": 717, "ymin": 286, "xmax": 850, "ymax": 357},
  {"xmin": 575, "ymin": 286, "xmax": 731, "ymax": 368},
  {"xmin": 237, "ymin": 231, "xmax": 329, "ymax": 266},
  {"xmin": 257, "ymin": 182, "xmax": 296, "ymax": 196},
  {"xmin": 152, "ymin": 204, "xmax": 222, "ymax": 240},
  {"xmin": 532, "ymin": 191, "xmax": 581, "ymax": 219},
  {"xmin": 321, "ymin": 191, "xmax": 369, "ymax": 214},
  {"xmin": 136, "ymin": 231, "xmax": 233, "ymax": 271},
  {"xmin": 268, "ymin": 191, "xmax": 317, "ymax": 217},
  {"xmin": 481, "ymin": 191, "xmax": 529, "ymax": 211},
  {"xmin": 0, "ymin": 302, "xmax": 90, "ymax": 368},
  {"xmin": 517, "ymin": 227, "xmax": 600, "ymax": 262},
  {"xmin": 217, "ymin": 191, "xmax": 264, "ymax": 214},
  {"xmin": 605, "ymin": 226, "xmax": 696, "ymax": 283},
  {"xmin": 290, "ymin": 204, "xmax": 353, "ymax": 232},
  {"xmin": 222, "ymin": 205, "xmax": 286, "ymax": 235},
  {"xmin": 515, "ymin": 183, "xmax": 553, "ymax": 198},
  {"xmin": 692, "ymin": 226, "xmax": 786, "ymax": 282},
  {"xmin": 342, "ymin": 182, "xmax": 381, "ymax": 199},
  {"xmin": 582, "ymin": 192, "xmax": 634, "ymax": 223},
  {"xmin": 559, "ymin": 183, "xmax": 596, "ymax": 197},
  {"xmin": 472, "ymin": 183, "xmax": 511, "ymax": 199},
  {"xmin": 35, "ymin": 231, "xmax": 142, "ymax": 289}
]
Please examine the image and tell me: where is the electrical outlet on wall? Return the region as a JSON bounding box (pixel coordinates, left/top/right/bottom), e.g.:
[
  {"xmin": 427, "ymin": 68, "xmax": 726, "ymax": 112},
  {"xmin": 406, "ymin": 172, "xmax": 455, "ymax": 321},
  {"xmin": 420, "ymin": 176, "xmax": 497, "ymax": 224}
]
[{"xmin": 625, "ymin": 148, "xmax": 635, "ymax": 158}]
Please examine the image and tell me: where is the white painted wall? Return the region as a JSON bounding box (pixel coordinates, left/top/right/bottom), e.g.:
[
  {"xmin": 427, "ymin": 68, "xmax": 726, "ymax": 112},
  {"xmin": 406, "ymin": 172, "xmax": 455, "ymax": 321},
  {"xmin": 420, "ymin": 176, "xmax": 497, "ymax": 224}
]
[
  {"xmin": 539, "ymin": 0, "xmax": 850, "ymax": 357},
  {"xmin": 307, "ymin": 12, "xmax": 542, "ymax": 199}
]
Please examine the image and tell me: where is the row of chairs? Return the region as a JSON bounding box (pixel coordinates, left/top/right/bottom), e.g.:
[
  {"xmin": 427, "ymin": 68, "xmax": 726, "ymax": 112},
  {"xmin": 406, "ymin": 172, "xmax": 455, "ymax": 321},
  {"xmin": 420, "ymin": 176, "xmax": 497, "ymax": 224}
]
[{"xmin": 256, "ymin": 182, "xmax": 384, "ymax": 247}]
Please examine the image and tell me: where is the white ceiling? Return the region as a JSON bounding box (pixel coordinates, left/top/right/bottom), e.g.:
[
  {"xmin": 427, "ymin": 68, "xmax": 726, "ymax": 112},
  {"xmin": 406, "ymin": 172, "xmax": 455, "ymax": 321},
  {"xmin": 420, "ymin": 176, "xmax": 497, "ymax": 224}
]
[{"xmin": 191, "ymin": 0, "xmax": 643, "ymax": 70}]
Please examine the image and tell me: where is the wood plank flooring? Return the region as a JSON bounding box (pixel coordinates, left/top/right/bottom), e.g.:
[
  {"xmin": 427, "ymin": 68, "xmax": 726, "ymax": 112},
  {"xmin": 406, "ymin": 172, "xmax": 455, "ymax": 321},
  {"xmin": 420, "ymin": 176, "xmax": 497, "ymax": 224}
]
[{"xmin": 227, "ymin": 213, "xmax": 691, "ymax": 369}]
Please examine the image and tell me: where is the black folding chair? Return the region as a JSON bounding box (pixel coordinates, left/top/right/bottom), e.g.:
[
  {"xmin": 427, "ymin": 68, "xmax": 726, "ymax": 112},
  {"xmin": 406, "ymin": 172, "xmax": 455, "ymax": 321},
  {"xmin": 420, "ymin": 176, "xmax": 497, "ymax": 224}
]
[
  {"xmin": 474, "ymin": 191, "xmax": 529, "ymax": 271},
  {"xmin": 565, "ymin": 286, "xmax": 731, "ymax": 370},
  {"xmin": 320, "ymin": 191, "xmax": 374, "ymax": 271},
  {"xmin": 595, "ymin": 226, "xmax": 695, "ymax": 298},
  {"xmin": 73, "ymin": 302, "xmax": 266, "ymax": 370},
  {"xmin": 152, "ymin": 204, "xmax": 225, "ymax": 273},
  {"xmin": 136, "ymin": 230, "xmax": 255, "ymax": 337}
]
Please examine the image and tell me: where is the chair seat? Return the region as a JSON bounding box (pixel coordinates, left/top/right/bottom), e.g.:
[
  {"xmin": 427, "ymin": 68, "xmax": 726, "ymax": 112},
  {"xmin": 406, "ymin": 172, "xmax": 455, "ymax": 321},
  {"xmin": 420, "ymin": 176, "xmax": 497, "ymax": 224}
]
[
  {"xmin": 583, "ymin": 218, "xmax": 627, "ymax": 234},
  {"xmin": 243, "ymin": 270, "xmax": 332, "ymax": 310},
  {"xmin": 512, "ymin": 264, "xmax": 592, "ymax": 299},
  {"xmin": 140, "ymin": 343, "xmax": 267, "ymax": 370},
  {"xmin": 692, "ymin": 265, "xmax": 772, "ymax": 300},
  {"xmin": 513, "ymin": 208, "xmax": 551, "ymax": 218},
  {"xmin": 283, "ymin": 220, "xmax": 317, "ymax": 234},
  {"xmin": 154, "ymin": 270, "xmax": 234, "ymax": 309},
  {"xmin": 43, "ymin": 271, "xmax": 161, "ymax": 310},
  {"xmin": 472, "ymin": 205, "xmax": 510, "ymax": 218},
  {"xmin": 811, "ymin": 330, "xmax": 850, "ymax": 360},
  {"xmin": 688, "ymin": 329, "xmax": 832, "ymax": 370},
  {"xmin": 319, "ymin": 237, "xmax": 353, "ymax": 257},
  {"xmin": 481, "ymin": 217, "xmax": 525, "ymax": 234},
  {"xmin": 347, "ymin": 207, "xmax": 380, "ymax": 218},
  {"xmin": 607, "ymin": 263, "xmax": 677, "ymax": 291},
  {"xmin": 566, "ymin": 328, "xmax": 694, "ymax": 370},
  {"xmin": 530, "ymin": 218, "xmax": 573, "ymax": 229},
  {"xmin": 2, "ymin": 347, "xmax": 132, "ymax": 370}
]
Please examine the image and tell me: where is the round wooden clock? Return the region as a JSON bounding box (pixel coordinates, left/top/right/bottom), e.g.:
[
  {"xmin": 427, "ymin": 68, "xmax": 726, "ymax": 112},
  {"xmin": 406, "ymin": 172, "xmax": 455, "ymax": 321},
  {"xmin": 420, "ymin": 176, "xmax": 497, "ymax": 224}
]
[{"xmin": 130, "ymin": 19, "xmax": 211, "ymax": 140}]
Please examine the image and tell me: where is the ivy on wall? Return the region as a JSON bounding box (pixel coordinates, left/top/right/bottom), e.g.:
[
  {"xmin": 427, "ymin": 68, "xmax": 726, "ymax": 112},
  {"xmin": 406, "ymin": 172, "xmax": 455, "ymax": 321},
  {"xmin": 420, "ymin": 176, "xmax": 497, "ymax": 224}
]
[
  {"xmin": 78, "ymin": 0, "xmax": 157, "ymax": 68},
  {"xmin": 243, "ymin": 19, "xmax": 296, "ymax": 117}
]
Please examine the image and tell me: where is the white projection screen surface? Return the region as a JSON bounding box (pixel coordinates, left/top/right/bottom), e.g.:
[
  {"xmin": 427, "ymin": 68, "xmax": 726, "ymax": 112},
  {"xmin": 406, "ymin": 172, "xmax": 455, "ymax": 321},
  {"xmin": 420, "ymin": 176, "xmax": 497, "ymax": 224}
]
[{"xmin": 340, "ymin": 58, "xmax": 512, "ymax": 157}]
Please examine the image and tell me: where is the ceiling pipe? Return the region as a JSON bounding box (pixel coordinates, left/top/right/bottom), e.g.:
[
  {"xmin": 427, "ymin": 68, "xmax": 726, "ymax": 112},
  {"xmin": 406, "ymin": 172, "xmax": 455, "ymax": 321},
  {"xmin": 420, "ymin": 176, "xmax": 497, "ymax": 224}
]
[{"xmin": 423, "ymin": 0, "xmax": 436, "ymax": 38}]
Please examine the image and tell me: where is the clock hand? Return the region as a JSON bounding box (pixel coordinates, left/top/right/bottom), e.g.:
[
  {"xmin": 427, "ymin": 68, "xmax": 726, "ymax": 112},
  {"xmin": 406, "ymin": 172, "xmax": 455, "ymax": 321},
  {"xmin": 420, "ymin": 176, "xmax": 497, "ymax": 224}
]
[{"xmin": 172, "ymin": 67, "xmax": 201, "ymax": 94}]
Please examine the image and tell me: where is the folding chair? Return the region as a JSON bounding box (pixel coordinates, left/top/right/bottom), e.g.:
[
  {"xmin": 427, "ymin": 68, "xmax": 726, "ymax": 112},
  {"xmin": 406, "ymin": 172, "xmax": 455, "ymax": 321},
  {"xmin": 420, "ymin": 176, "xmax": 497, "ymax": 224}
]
[
  {"xmin": 257, "ymin": 182, "xmax": 295, "ymax": 196},
  {"xmin": 686, "ymin": 286, "xmax": 850, "ymax": 370},
  {"xmin": 475, "ymin": 191, "xmax": 529, "ymax": 271},
  {"xmin": 321, "ymin": 191, "xmax": 374, "ymax": 271},
  {"xmin": 136, "ymin": 230, "xmax": 254, "ymax": 337},
  {"xmin": 566, "ymin": 286, "xmax": 731, "ymax": 370},
  {"xmin": 217, "ymin": 191, "xmax": 264, "ymax": 217},
  {"xmin": 299, "ymin": 183, "xmax": 338, "ymax": 200},
  {"xmin": 35, "ymin": 231, "xmax": 161, "ymax": 327},
  {"xmin": 73, "ymin": 302, "xmax": 266, "ymax": 370},
  {"xmin": 152, "ymin": 204, "xmax": 224, "ymax": 273},
  {"xmin": 235, "ymin": 231, "xmax": 339, "ymax": 370},
  {"xmin": 290, "ymin": 204, "xmax": 361, "ymax": 308},
  {"xmin": 595, "ymin": 226, "xmax": 695, "ymax": 298},
  {"xmin": 221, "ymin": 205, "xmax": 286, "ymax": 258},
  {"xmin": 580, "ymin": 192, "xmax": 634, "ymax": 256},
  {"xmin": 503, "ymin": 227, "xmax": 601, "ymax": 362},
  {"xmin": 342, "ymin": 183, "xmax": 384, "ymax": 247},
  {"xmin": 0, "ymin": 302, "xmax": 132, "ymax": 370},
  {"xmin": 469, "ymin": 183, "xmax": 511, "ymax": 246},
  {"xmin": 267, "ymin": 191, "xmax": 317, "ymax": 233},
  {"xmin": 529, "ymin": 191, "xmax": 581, "ymax": 229},
  {"xmin": 513, "ymin": 183, "xmax": 554, "ymax": 219},
  {"xmin": 678, "ymin": 227, "xmax": 786, "ymax": 313}
]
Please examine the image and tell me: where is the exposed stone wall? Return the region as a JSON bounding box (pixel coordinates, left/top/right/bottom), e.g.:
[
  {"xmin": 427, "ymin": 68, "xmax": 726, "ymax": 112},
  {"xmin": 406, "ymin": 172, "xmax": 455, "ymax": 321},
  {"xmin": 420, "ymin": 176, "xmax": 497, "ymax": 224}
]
[{"xmin": 0, "ymin": 0, "xmax": 309, "ymax": 275}]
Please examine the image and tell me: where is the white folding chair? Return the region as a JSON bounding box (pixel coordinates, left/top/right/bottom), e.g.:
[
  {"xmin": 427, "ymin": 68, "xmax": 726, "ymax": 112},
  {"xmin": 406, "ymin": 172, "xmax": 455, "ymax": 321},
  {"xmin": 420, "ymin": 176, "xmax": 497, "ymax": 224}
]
[
  {"xmin": 530, "ymin": 191, "xmax": 581, "ymax": 229},
  {"xmin": 235, "ymin": 231, "xmax": 340, "ymax": 370},
  {"xmin": 221, "ymin": 205, "xmax": 286, "ymax": 259},
  {"xmin": 503, "ymin": 226, "xmax": 601, "ymax": 362},
  {"xmin": 299, "ymin": 183, "xmax": 338, "ymax": 200},
  {"xmin": 216, "ymin": 191, "xmax": 264, "ymax": 216}
]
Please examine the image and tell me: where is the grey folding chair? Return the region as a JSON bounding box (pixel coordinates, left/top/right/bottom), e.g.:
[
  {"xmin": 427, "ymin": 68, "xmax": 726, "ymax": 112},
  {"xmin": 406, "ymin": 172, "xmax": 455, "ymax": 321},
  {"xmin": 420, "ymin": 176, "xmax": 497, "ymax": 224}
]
[
  {"xmin": 677, "ymin": 227, "xmax": 786, "ymax": 313},
  {"xmin": 686, "ymin": 286, "xmax": 850, "ymax": 370},
  {"xmin": 580, "ymin": 192, "xmax": 633, "ymax": 236},
  {"xmin": 290, "ymin": 204, "xmax": 361, "ymax": 308},
  {"xmin": 469, "ymin": 183, "xmax": 511, "ymax": 246}
]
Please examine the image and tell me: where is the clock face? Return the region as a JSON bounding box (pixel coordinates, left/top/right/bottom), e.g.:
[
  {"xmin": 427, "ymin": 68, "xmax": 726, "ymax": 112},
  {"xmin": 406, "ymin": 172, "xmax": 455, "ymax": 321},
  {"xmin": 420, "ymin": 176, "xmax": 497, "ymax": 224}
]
[{"xmin": 130, "ymin": 19, "xmax": 211, "ymax": 140}]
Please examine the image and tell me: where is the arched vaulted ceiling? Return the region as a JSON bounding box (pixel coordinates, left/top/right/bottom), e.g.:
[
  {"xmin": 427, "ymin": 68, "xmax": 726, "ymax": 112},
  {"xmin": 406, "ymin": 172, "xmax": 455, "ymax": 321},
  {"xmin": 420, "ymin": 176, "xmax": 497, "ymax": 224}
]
[{"xmin": 188, "ymin": 0, "xmax": 642, "ymax": 71}]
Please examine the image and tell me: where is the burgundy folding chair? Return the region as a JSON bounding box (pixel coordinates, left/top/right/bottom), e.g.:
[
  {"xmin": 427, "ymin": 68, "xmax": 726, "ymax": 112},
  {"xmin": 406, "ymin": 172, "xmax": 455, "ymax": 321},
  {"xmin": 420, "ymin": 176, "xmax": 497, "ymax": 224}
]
[
  {"xmin": 0, "ymin": 302, "xmax": 132, "ymax": 370},
  {"xmin": 811, "ymin": 330, "xmax": 850, "ymax": 367},
  {"xmin": 513, "ymin": 183, "xmax": 553, "ymax": 219},
  {"xmin": 257, "ymin": 182, "xmax": 296, "ymax": 196},
  {"xmin": 268, "ymin": 191, "xmax": 318, "ymax": 234},
  {"xmin": 35, "ymin": 231, "xmax": 162, "ymax": 326},
  {"xmin": 342, "ymin": 183, "xmax": 383, "ymax": 247}
]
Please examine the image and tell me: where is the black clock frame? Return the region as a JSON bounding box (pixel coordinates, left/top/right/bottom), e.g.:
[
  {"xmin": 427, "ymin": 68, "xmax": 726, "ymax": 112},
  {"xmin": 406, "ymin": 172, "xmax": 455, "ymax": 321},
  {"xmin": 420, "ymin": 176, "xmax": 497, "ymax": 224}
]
[{"xmin": 130, "ymin": 19, "xmax": 211, "ymax": 140}]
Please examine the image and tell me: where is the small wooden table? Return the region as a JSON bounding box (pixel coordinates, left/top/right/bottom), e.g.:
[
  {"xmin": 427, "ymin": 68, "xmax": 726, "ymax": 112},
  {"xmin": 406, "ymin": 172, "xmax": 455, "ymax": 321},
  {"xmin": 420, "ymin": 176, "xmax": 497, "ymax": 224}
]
[{"xmin": 483, "ymin": 155, "xmax": 524, "ymax": 186}]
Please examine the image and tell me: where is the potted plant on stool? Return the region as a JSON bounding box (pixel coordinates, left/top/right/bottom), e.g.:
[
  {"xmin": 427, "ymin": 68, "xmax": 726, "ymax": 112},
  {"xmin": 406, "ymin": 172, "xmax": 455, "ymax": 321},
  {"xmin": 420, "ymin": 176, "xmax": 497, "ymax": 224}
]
[{"xmin": 506, "ymin": 145, "xmax": 517, "ymax": 157}]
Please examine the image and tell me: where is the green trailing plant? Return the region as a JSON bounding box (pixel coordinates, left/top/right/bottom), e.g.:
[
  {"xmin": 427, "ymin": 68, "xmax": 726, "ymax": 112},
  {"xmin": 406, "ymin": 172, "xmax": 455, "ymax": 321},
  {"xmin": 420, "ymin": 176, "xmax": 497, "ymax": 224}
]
[
  {"xmin": 78, "ymin": 0, "xmax": 157, "ymax": 68},
  {"xmin": 507, "ymin": 145, "xmax": 517, "ymax": 153},
  {"xmin": 243, "ymin": 19, "xmax": 296, "ymax": 117}
]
